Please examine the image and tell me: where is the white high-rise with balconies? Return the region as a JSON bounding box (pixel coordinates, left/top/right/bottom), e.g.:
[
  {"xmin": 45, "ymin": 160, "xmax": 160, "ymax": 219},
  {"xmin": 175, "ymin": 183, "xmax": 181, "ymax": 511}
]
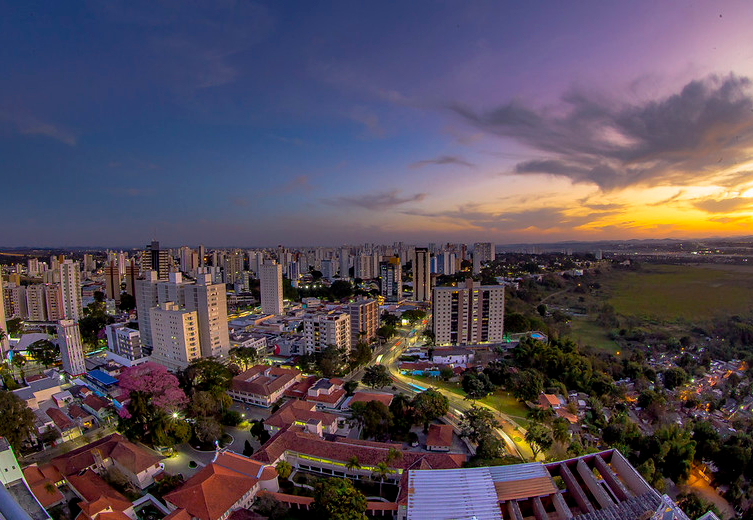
[
  {"xmin": 303, "ymin": 311, "xmax": 351, "ymax": 354},
  {"xmin": 260, "ymin": 262, "xmax": 283, "ymax": 315},
  {"xmin": 59, "ymin": 259, "xmax": 82, "ymax": 321},
  {"xmin": 433, "ymin": 278, "xmax": 505, "ymax": 346},
  {"xmin": 149, "ymin": 302, "xmax": 200, "ymax": 372},
  {"xmin": 58, "ymin": 319, "xmax": 86, "ymax": 376},
  {"xmin": 184, "ymin": 272, "xmax": 230, "ymax": 359}
]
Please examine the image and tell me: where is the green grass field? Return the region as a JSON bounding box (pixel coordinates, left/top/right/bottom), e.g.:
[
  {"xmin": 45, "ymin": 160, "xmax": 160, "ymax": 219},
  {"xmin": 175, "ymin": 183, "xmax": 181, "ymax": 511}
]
[
  {"xmin": 606, "ymin": 264, "xmax": 753, "ymax": 321},
  {"xmin": 568, "ymin": 318, "xmax": 621, "ymax": 354}
]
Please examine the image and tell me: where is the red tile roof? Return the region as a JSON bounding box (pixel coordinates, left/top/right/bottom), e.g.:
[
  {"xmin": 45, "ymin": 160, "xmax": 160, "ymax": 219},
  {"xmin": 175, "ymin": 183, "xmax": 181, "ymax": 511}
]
[
  {"xmin": 46, "ymin": 407, "xmax": 75, "ymax": 431},
  {"xmin": 264, "ymin": 400, "xmax": 338, "ymax": 431},
  {"xmin": 231, "ymin": 365, "xmax": 301, "ymax": 398},
  {"xmin": 51, "ymin": 433, "xmax": 160, "ymax": 477},
  {"xmin": 305, "ymin": 387, "xmax": 346, "ymax": 406},
  {"xmin": 284, "ymin": 376, "xmax": 317, "ymax": 399},
  {"xmin": 346, "ymin": 391, "xmax": 394, "ymax": 408},
  {"xmin": 69, "ymin": 404, "xmax": 94, "ymax": 421},
  {"xmin": 426, "ymin": 424, "xmax": 453, "ymax": 448},
  {"xmin": 164, "ymin": 452, "xmax": 276, "ymax": 520},
  {"xmin": 252, "ymin": 428, "xmax": 464, "ymax": 473},
  {"xmin": 83, "ymin": 395, "xmax": 111, "ymax": 412},
  {"xmin": 23, "ymin": 466, "xmax": 64, "ymax": 509},
  {"xmin": 66, "ymin": 470, "xmax": 132, "ymax": 514},
  {"xmin": 163, "ymin": 509, "xmax": 192, "ymax": 520}
]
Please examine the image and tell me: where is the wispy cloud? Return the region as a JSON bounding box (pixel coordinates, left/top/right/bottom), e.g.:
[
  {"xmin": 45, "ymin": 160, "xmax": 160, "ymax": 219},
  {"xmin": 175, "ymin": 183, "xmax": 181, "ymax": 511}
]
[
  {"xmin": 409, "ymin": 155, "xmax": 475, "ymax": 169},
  {"xmin": 453, "ymin": 74, "xmax": 753, "ymax": 191},
  {"xmin": 324, "ymin": 190, "xmax": 426, "ymax": 210},
  {"xmin": 650, "ymin": 190, "xmax": 686, "ymax": 206},
  {"xmin": 1, "ymin": 113, "xmax": 78, "ymax": 145},
  {"xmin": 692, "ymin": 196, "xmax": 753, "ymax": 213},
  {"xmin": 348, "ymin": 106, "xmax": 384, "ymax": 138}
]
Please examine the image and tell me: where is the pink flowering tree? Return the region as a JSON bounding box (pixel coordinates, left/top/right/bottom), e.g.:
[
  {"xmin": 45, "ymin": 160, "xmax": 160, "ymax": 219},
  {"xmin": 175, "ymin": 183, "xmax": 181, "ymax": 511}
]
[{"xmin": 118, "ymin": 362, "xmax": 188, "ymax": 413}]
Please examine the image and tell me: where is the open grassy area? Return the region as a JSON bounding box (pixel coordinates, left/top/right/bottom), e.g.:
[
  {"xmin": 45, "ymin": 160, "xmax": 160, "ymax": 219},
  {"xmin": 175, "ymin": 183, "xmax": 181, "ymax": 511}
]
[
  {"xmin": 606, "ymin": 264, "xmax": 753, "ymax": 322},
  {"xmin": 411, "ymin": 375, "xmax": 530, "ymax": 426},
  {"xmin": 568, "ymin": 318, "xmax": 621, "ymax": 354}
]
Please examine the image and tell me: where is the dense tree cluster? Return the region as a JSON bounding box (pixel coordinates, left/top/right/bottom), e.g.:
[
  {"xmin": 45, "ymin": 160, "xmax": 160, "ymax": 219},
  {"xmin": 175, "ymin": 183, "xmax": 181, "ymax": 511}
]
[{"xmin": 349, "ymin": 390, "xmax": 449, "ymax": 441}]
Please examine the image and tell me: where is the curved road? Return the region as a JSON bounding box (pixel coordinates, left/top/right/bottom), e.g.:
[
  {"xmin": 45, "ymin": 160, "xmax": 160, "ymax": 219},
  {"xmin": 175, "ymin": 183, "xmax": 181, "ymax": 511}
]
[{"xmin": 377, "ymin": 322, "xmax": 536, "ymax": 461}]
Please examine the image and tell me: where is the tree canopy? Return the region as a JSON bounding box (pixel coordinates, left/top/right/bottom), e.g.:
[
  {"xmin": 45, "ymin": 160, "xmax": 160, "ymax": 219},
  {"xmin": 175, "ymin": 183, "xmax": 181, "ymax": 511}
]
[
  {"xmin": 361, "ymin": 365, "xmax": 392, "ymax": 389},
  {"xmin": 27, "ymin": 339, "xmax": 59, "ymax": 368},
  {"xmin": 0, "ymin": 390, "xmax": 36, "ymax": 451},
  {"xmin": 312, "ymin": 477, "xmax": 367, "ymax": 520},
  {"xmin": 411, "ymin": 389, "xmax": 449, "ymax": 432}
]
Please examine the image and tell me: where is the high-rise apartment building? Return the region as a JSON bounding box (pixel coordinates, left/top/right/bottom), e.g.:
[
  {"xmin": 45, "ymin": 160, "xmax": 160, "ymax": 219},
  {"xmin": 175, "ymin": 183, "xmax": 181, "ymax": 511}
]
[
  {"xmin": 348, "ymin": 298, "xmax": 379, "ymax": 347},
  {"xmin": 355, "ymin": 254, "xmax": 373, "ymax": 280},
  {"xmin": 473, "ymin": 242, "xmax": 495, "ymax": 274},
  {"xmin": 141, "ymin": 240, "xmax": 170, "ymax": 280},
  {"xmin": 303, "ymin": 311, "xmax": 351, "ymax": 354},
  {"xmin": 27, "ymin": 258, "xmax": 40, "ymax": 277},
  {"xmin": 105, "ymin": 323, "xmax": 145, "ymax": 366},
  {"xmin": 135, "ymin": 271, "xmax": 160, "ymax": 353},
  {"xmin": 124, "ymin": 259, "xmax": 138, "ymax": 297},
  {"xmin": 224, "ymin": 250, "xmax": 244, "ymax": 285},
  {"xmin": 339, "ymin": 248, "xmax": 350, "ymax": 279},
  {"xmin": 380, "ymin": 256, "xmax": 402, "ymax": 302},
  {"xmin": 149, "ymin": 302, "xmax": 200, "ymax": 372},
  {"xmin": 184, "ymin": 272, "xmax": 230, "ymax": 359},
  {"xmin": 104, "ymin": 260, "xmax": 121, "ymax": 302},
  {"xmin": 260, "ymin": 262, "xmax": 283, "ymax": 315},
  {"xmin": 59, "ymin": 259, "xmax": 82, "ymax": 321},
  {"xmin": 3, "ymin": 283, "xmax": 27, "ymax": 319},
  {"xmin": 83, "ymin": 254, "xmax": 95, "ymax": 273},
  {"xmin": 25, "ymin": 284, "xmax": 47, "ymax": 321},
  {"xmin": 58, "ymin": 319, "xmax": 86, "ymax": 376},
  {"xmin": 0, "ymin": 275, "xmax": 7, "ymax": 356},
  {"xmin": 45, "ymin": 284, "xmax": 64, "ymax": 321},
  {"xmin": 413, "ymin": 247, "xmax": 431, "ymax": 302},
  {"xmin": 433, "ymin": 279, "xmax": 505, "ymax": 346},
  {"xmin": 135, "ymin": 270, "xmax": 229, "ymax": 360}
]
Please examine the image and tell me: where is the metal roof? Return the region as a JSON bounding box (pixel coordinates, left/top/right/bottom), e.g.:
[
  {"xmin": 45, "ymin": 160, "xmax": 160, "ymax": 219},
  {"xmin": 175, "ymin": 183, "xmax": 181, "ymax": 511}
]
[{"xmin": 407, "ymin": 467, "xmax": 503, "ymax": 520}]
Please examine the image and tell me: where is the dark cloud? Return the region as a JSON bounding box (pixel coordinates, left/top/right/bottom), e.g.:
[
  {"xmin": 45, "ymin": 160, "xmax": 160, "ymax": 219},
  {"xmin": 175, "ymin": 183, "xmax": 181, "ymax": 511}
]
[
  {"xmin": 403, "ymin": 203, "xmax": 617, "ymax": 232},
  {"xmin": 692, "ymin": 196, "xmax": 753, "ymax": 213},
  {"xmin": 409, "ymin": 155, "xmax": 475, "ymax": 169},
  {"xmin": 453, "ymin": 74, "xmax": 753, "ymax": 191},
  {"xmin": 650, "ymin": 190, "xmax": 685, "ymax": 206},
  {"xmin": 324, "ymin": 190, "xmax": 426, "ymax": 210}
]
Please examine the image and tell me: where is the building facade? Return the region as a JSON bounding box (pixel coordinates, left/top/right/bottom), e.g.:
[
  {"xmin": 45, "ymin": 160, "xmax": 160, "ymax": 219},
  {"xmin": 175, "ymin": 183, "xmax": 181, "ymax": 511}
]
[
  {"xmin": 380, "ymin": 256, "xmax": 402, "ymax": 302},
  {"xmin": 105, "ymin": 323, "xmax": 145, "ymax": 365},
  {"xmin": 59, "ymin": 260, "xmax": 82, "ymax": 321},
  {"xmin": 303, "ymin": 311, "xmax": 351, "ymax": 354},
  {"xmin": 149, "ymin": 302, "xmax": 200, "ymax": 372},
  {"xmin": 259, "ymin": 262, "xmax": 284, "ymax": 315},
  {"xmin": 413, "ymin": 247, "xmax": 431, "ymax": 302},
  {"xmin": 348, "ymin": 298, "xmax": 379, "ymax": 347},
  {"xmin": 58, "ymin": 319, "xmax": 86, "ymax": 376},
  {"xmin": 433, "ymin": 279, "xmax": 505, "ymax": 346}
]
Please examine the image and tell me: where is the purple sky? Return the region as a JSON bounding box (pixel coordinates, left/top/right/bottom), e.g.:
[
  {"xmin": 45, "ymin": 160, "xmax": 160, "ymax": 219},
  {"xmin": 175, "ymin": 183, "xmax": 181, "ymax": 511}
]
[{"xmin": 1, "ymin": 1, "xmax": 753, "ymax": 246}]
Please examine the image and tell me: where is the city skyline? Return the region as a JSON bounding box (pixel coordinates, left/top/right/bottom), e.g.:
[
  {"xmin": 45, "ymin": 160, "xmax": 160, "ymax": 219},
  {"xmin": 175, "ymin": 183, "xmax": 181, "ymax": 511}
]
[{"xmin": 2, "ymin": 1, "xmax": 753, "ymax": 247}]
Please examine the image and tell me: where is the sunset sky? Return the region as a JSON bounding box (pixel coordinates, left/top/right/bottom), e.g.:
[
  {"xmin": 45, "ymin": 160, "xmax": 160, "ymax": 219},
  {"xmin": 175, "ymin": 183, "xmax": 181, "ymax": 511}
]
[{"xmin": 2, "ymin": 1, "xmax": 753, "ymax": 247}]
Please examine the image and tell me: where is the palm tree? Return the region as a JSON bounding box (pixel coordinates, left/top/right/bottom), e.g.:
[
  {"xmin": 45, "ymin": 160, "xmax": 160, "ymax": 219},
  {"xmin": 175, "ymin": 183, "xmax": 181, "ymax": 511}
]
[
  {"xmin": 43, "ymin": 482, "xmax": 56, "ymax": 495},
  {"xmin": 385, "ymin": 448, "xmax": 402, "ymax": 465},
  {"xmin": 371, "ymin": 461, "xmax": 392, "ymax": 497},
  {"xmin": 345, "ymin": 456, "xmax": 361, "ymax": 473}
]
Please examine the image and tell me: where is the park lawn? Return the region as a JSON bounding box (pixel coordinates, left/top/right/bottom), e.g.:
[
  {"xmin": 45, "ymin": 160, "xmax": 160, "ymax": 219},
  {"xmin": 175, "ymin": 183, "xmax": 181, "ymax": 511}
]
[
  {"xmin": 606, "ymin": 264, "xmax": 753, "ymax": 321},
  {"xmin": 479, "ymin": 390, "xmax": 530, "ymax": 427},
  {"xmin": 567, "ymin": 318, "xmax": 621, "ymax": 354},
  {"xmin": 411, "ymin": 376, "xmax": 530, "ymax": 427}
]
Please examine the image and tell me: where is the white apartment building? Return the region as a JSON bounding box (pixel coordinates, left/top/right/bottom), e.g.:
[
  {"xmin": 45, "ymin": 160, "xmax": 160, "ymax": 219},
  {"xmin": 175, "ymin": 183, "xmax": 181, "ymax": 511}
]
[
  {"xmin": 413, "ymin": 247, "xmax": 431, "ymax": 302},
  {"xmin": 260, "ymin": 262, "xmax": 283, "ymax": 315},
  {"xmin": 2, "ymin": 283, "xmax": 27, "ymax": 319},
  {"xmin": 0, "ymin": 275, "xmax": 7, "ymax": 356},
  {"xmin": 433, "ymin": 279, "xmax": 505, "ymax": 346},
  {"xmin": 303, "ymin": 311, "xmax": 351, "ymax": 354},
  {"xmin": 60, "ymin": 259, "xmax": 83, "ymax": 321},
  {"xmin": 105, "ymin": 323, "xmax": 146, "ymax": 366},
  {"xmin": 58, "ymin": 319, "xmax": 86, "ymax": 376},
  {"xmin": 136, "ymin": 270, "xmax": 229, "ymax": 359},
  {"xmin": 184, "ymin": 272, "xmax": 230, "ymax": 359},
  {"xmin": 149, "ymin": 302, "xmax": 200, "ymax": 372},
  {"xmin": 380, "ymin": 256, "xmax": 401, "ymax": 302},
  {"xmin": 355, "ymin": 254, "xmax": 373, "ymax": 280}
]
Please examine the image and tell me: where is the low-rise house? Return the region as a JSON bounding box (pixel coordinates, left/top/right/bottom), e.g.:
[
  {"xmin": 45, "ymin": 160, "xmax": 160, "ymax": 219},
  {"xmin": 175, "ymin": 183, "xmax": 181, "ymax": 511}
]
[
  {"xmin": 45, "ymin": 407, "xmax": 82, "ymax": 442},
  {"xmin": 164, "ymin": 452, "xmax": 278, "ymax": 520},
  {"xmin": 67, "ymin": 469, "xmax": 134, "ymax": 520},
  {"xmin": 305, "ymin": 378, "xmax": 346, "ymax": 410},
  {"xmin": 82, "ymin": 395, "xmax": 113, "ymax": 423},
  {"xmin": 22, "ymin": 464, "xmax": 65, "ymax": 510},
  {"xmin": 228, "ymin": 365, "xmax": 302, "ymax": 407},
  {"xmin": 426, "ymin": 424, "xmax": 453, "ymax": 452},
  {"xmin": 12, "ymin": 372, "xmax": 64, "ymax": 410},
  {"xmin": 341, "ymin": 391, "xmax": 394, "ymax": 411},
  {"xmin": 264, "ymin": 400, "xmax": 338, "ymax": 436},
  {"xmin": 431, "ymin": 348, "xmax": 474, "ymax": 366},
  {"xmin": 50, "ymin": 433, "xmax": 163, "ymax": 490},
  {"xmin": 538, "ymin": 393, "xmax": 565, "ymax": 410},
  {"xmin": 399, "ymin": 361, "xmax": 462, "ymax": 377}
]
